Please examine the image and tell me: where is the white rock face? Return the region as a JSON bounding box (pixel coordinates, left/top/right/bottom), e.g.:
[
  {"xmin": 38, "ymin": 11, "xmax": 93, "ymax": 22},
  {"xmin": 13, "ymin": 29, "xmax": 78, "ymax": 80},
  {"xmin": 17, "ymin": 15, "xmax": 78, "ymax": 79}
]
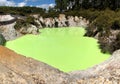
[
  {"xmin": 37, "ymin": 14, "xmax": 89, "ymax": 28},
  {"xmin": 0, "ymin": 15, "xmax": 14, "ymax": 21},
  {"xmin": 44, "ymin": 18, "xmax": 54, "ymax": 27},
  {"xmin": 27, "ymin": 25, "xmax": 38, "ymax": 34},
  {"xmin": 68, "ymin": 16, "xmax": 76, "ymax": 27},
  {"xmin": 0, "ymin": 14, "xmax": 89, "ymax": 40},
  {"xmin": 35, "ymin": 20, "xmax": 42, "ymax": 28},
  {"xmin": 1, "ymin": 22, "xmax": 18, "ymax": 40},
  {"xmin": 58, "ymin": 14, "xmax": 67, "ymax": 27},
  {"xmin": 0, "ymin": 14, "xmax": 20, "ymax": 40}
]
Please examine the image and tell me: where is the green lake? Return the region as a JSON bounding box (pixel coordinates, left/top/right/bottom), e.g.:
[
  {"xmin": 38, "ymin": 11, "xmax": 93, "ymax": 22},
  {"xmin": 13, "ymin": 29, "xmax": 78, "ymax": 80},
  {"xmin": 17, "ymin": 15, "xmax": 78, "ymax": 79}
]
[{"xmin": 6, "ymin": 27, "xmax": 110, "ymax": 72}]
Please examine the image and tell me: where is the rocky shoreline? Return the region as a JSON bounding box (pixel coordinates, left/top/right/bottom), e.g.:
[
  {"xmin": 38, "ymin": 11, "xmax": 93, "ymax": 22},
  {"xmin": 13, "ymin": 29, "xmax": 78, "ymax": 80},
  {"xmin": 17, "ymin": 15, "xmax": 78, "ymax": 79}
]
[
  {"xmin": 0, "ymin": 46, "xmax": 119, "ymax": 83},
  {"xmin": 0, "ymin": 14, "xmax": 89, "ymax": 40}
]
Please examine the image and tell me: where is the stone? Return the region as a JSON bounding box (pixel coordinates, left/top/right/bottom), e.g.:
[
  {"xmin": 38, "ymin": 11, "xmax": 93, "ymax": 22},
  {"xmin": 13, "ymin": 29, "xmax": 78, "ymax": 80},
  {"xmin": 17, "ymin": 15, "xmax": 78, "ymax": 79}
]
[
  {"xmin": 58, "ymin": 14, "xmax": 67, "ymax": 27},
  {"xmin": 35, "ymin": 20, "xmax": 43, "ymax": 28},
  {"xmin": 44, "ymin": 18, "xmax": 55, "ymax": 27},
  {"xmin": 68, "ymin": 16, "xmax": 76, "ymax": 27},
  {"xmin": 0, "ymin": 15, "xmax": 20, "ymax": 40},
  {"xmin": 0, "ymin": 15, "xmax": 14, "ymax": 21},
  {"xmin": 19, "ymin": 25, "xmax": 38, "ymax": 35}
]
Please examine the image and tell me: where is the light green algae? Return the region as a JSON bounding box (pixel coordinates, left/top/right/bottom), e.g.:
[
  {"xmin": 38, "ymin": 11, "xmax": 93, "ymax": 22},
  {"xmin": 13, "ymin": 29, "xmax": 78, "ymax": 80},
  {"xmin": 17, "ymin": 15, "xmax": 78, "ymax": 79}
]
[{"xmin": 6, "ymin": 27, "xmax": 110, "ymax": 72}]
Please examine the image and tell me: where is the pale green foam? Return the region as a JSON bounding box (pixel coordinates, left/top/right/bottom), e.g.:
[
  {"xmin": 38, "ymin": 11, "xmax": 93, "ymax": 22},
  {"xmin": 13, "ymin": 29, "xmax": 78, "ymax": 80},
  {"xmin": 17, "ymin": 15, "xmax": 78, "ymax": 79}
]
[{"xmin": 6, "ymin": 27, "xmax": 110, "ymax": 72}]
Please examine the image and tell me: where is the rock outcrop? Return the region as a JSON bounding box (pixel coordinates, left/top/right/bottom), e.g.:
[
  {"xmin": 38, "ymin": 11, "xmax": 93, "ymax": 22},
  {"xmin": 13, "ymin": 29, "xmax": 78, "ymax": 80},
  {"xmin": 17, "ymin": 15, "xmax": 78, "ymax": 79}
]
[
  {"xmin": 0, "ymin": 15, "xmax": 15, "ymax": 21},
  {"xmin": 1, "ymin": 23, "xmax": 19, "ymax": 40},
  {"xmin": 19, "ymin": 25, "xmax": 38, "ymax": 35},
  {"xmin": 0, "ymin": 46, "xmax": 120, "ymax": 84},
  {"xmin": 0, "ymin": 14, "xmax": 89, "ymax": 40},
  {"xmin": 38, "ymin": 14, "xmax": 89, "ymax": 28},
  {"xmin": 0, "ymin": 46, "xmax": 68, "ymax": 84},
  {"xmin": 0, "ymin": 15, "xmax": 21, "ymax": 40},
  {"xmin": 0, "ymin": 14, "xmax": 41, "ymax": 40}
]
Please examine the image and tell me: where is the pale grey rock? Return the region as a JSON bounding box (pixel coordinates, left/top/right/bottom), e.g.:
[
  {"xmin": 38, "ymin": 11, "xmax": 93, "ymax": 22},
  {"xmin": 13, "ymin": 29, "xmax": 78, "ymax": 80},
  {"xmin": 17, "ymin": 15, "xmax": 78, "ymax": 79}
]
[
  {"xmin": 0, "ymin": 14, "xmax": 20, "ymax": 40},
  {"xmin": 19, "ymin": 25, "xmax": 38, "ymax": 34},
  {"xmin": 44, "ymin": 18, "xmax": 55, "ymax": 27},
  {"xmin": 35, "ymin": 20, "xmax": 43, "ymax": 28},
  {"xmin": 58, "ymin": 14, "xmax": 67, "ymax": 27},
  {"xmin": 1, "ymin": 22, "xmax": 20, "ymax": 40},
  {"xmin": 0, "ymin": 15, "xmax": 14, "ymax": 21},
  {"xmin": 39, "ymin": 16, "xmax": 44, "ymax": 24},
  {"xmin": 68, "ymin": 16, "xmax": 76, "ymax": 27},
  {"xmin": 74, "ymin": 16, "xmax": 80, "ymax": 26},
  {"xmin": 37, "ymin": 14, "xmax": 89, "ymax": 28},
  {"xmin": 31, "ymin": 14, "xmax": 39, "ymax": 19},
  {"xmin": 0, "ymin": 14, "xmax": 89, "ymax": 41}
]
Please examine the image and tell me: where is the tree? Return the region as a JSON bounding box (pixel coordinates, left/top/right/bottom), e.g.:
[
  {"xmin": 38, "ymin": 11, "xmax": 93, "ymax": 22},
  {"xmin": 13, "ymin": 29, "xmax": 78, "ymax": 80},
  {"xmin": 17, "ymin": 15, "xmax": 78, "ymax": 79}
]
[
  {"xmin": 55, "ymin": 0, "xmax": 62, "ymax": 11},
  {"xmin": 82, "ymin": 0, "xmax": 89, "ymax": 9},
  {"xmin": 55, "ymin": 0, "xmax": 120, "ymax": 11},
  {"xmin": 55, "ymin": 0, "xmax": 68, "ymax": 12}
]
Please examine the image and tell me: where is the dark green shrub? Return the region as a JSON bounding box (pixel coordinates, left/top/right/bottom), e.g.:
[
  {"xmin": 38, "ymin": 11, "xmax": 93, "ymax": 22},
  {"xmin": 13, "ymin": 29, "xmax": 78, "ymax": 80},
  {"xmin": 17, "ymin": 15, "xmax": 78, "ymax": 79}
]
[
  {"xmin": 98, "ymin": 37, "xmax": 111, "ymax": 54},
  {"xmin": 84, "ymin": 9, "xmax": 120, "ymax": 54},
  {"xmin": 14, "ymin": 19, "xmax": 26, "ymax": 30},
  {"xmin": 111, "ymin": 19, "xmax": 120, "ymax": 30},
  {"xmin": 14, "ymin": 16, "xmax": 39, "ymax": 30},
  {"xmin": 26, "ymin": 16, "xmax": 38, "ymax": 26},
  {"xmin": 0, "ymin": 34, "xmax": 6, "ymax": 46},
  {"xmin": 79, "ymin": 9, "xmax": 100, "ymax": 22},
  {"xmin": 109, "ymin": 33, "xmax": 120, "ymax": 53}
]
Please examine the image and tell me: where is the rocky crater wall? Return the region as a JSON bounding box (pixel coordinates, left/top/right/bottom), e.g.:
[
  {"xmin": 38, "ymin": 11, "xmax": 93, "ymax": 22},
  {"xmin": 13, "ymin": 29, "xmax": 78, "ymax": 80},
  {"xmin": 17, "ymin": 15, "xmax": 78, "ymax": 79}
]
[
  {"xmin": 0, "ymin": 14, "xmax": 89, "ymax": 40},
  {"xmin": 0, "ymin": 14, "xmax": 119, "ymax": 84}
]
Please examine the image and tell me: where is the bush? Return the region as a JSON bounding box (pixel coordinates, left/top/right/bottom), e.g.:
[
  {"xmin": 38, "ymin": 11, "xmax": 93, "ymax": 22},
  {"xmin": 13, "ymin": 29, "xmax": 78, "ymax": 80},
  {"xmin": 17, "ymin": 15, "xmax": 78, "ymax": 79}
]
[
  {"xmin": 111, "ymin": 19, "xmax": 120, "ymax": 30},
  {"xmin": 84, "ymin": 9, "xmax": 120, "ymax": 54},
  {"xmin": 0, "ymin": 6, "xmax": 46, "ymax": 16},
  {"xmin": 26, "ymin": 16, "xmax": 39, "ymax": 26},
  {"xmin": 79, "ymin": 9, "xmax": 100, "ymax": 22},
  {"xmin": 14, "ymin": 19, "xmax": 26, "ymax": 30},
  {"xmin": 14, "ymin": 16, "xmax": 39, "ymax": 30},
  {"xmin": 0, "ymin": 34, "xmax": 6, "ymax": 46},
  {"xmin": 110, "ymin": 33, "xmax": 120, "ymax": 53}
]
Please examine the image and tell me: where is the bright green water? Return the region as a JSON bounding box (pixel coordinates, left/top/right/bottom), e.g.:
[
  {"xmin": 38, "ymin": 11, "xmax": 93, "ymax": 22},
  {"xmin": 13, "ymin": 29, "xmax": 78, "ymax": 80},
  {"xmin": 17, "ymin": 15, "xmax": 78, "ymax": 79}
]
[{"xmin": 6, "ymin": 27, "xmax": 110, "ymax": 72}]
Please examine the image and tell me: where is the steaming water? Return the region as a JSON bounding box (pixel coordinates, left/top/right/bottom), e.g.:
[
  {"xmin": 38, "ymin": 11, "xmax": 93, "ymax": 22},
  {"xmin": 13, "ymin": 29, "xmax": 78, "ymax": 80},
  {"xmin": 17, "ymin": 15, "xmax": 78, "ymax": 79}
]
[{"xmin": 6, "ymin": 27, "xmax": 110, "ymax": 72}]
